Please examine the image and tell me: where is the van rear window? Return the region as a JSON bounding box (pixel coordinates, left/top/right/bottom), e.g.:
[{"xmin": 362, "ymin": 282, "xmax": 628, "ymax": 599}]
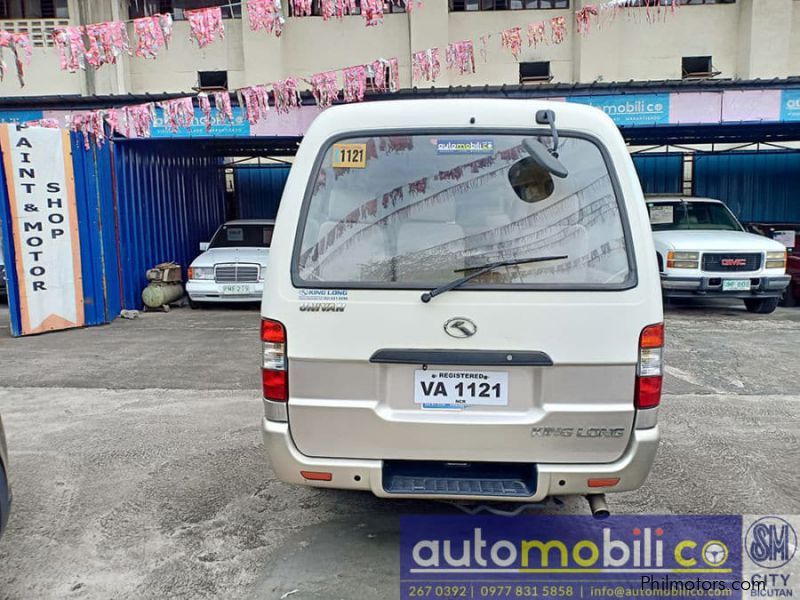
[{"xmin": 295, "ymin": 133, "xmax": 633, "ymax": 289}]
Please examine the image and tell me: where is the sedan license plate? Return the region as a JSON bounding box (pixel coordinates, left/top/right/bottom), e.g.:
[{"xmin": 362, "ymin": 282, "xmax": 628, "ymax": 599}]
[
  {"xmin": 722, "ymin": 279, "xmax": 751, "ymax": 292},
  {"xmin": 414, "ymin": 370, "xmax": 509, "ymax": 409},
  {"xmin": 221, "ymin": 284, "xmax": 254, "ymax": 296}
]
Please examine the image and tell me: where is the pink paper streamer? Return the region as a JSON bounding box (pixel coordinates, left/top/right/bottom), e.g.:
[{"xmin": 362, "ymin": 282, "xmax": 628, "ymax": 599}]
[
  {"xmin": 198, "ymin": 93, "xmax": 213, "ymax": 131},
  {"xmin": 213, "ymin": 91, "xmax": 234, "ymax": 122},
  {"xmin": 160, "ymin": 97, "xmax": 196, "ymax": 133},
  {"xmin": 291, "ymin": 0, "xmax": 313, "ymax": 16},
  {"xmin": 550, "ymin": 16, "xmax": 567, "ymax": 45},
  {"xmin": 238, "ymin": 85, "xmax": 270, "ymax": 124},
  {"xmin": 272, "ymin": 78, "xmax": 302, "ymax": 113},
  {"xmin": 310, "ymin": 71, "xmax": 339, "ymax": 108},
  {"xmin": 445, "ymin": 40, "xmax": 475, "ymax": 75},
  {"xmin": 84, "ymin": 21, "xmax": 130, "ymax": 68},
  {"xmin": 187, "ymin": 7, "xmax": 225, "ymax": 48},
  {"xmin": 247, "ymin": 0, "xmax": 284, "ymax": 36},
  {"xmin": 412, "ymin": 48, "xmax": 440, "ymax": 82},
  {"xmin": 576, "ymin": 5, "xmax": 599, "ymax": 35},
  {"xmin": 360, "ymin": 0, "xmax": 384, "ymax": 26},
  {"xmin": 527, "ymin": 21, "xmax": 546, "ymax": 48},
  {"xmin": 134, "ymin": 14, "xmax": 173, "ymax": 59},
  {"xmin": 500, "ymin": 26, "xmax": 522, "ymax": 60},
  {"xmin": 343, "ymin": 65, "xmax": 367, "ymax": 103},
  {"xmin": 0, "ymin": 30, "xmax": 32, "ymax": 85},
  {"xmin": 53, "ymin": 26, "xmax": 85, "ymax": 72}
]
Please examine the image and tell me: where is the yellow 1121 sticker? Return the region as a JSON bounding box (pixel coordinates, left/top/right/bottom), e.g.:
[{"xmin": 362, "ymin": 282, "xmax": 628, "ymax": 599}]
[{"xmin": 332, "ymin": 143, "xmax": 367, "ymax": 169}]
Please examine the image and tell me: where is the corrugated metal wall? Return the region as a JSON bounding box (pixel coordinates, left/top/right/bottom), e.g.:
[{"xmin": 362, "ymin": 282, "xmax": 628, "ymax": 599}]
[
  {"xmin": 694, "ymin": 151, "xmax": 800, "ymax": 224},
  {"xmin": 114, "ymin": 141, "xmax": 225, "ymax": 309},
  {"xmin": 70, "ymin": 134, "xmax": 122, "ymax": 325},
  {"xmin": 234, "ymin": 165, "xmax": 291, "ymax": 220},
  {"xmin": 632, "ymin": 154, "xmax": 683, "ymax": 194}
]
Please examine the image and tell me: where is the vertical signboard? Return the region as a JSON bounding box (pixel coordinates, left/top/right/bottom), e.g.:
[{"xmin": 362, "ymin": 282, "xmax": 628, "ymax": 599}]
[{"xmin": 0, "ymin": 125, "xmax": 84, "ymax": 335}]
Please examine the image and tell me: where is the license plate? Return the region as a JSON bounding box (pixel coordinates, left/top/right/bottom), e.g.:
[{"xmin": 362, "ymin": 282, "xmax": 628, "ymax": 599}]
[
  {"xmin": 722, "ymin": 279, "xmax": 751, "ymax": 291},
  {"xmin": 221, "ymin": 284, "xmax": 254, "ymax": 296},
  {"xmin": 414, "ymin": 370, "xmax": 509, "ymax": 409}
]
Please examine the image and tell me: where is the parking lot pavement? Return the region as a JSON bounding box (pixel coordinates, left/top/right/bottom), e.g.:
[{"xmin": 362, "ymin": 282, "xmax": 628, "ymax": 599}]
[{"xmin": 0, "ymin": 301, "xmax": 798, "ymax": 599}]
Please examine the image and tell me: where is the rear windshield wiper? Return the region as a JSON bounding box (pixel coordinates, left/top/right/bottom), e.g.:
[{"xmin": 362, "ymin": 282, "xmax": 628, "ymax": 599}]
[{"xmin": 420, "ymin": 255, "xmax": 569, "ymax": 303}]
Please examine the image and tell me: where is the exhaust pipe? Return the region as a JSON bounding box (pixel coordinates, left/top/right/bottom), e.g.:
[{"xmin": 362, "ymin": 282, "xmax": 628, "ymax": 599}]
[{"xmin": 586, "ymin": 494, "xmax": 610, "ymax": 519}]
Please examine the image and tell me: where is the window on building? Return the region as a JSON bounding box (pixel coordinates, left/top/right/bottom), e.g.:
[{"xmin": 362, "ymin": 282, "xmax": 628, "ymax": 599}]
[
  {"xmin": 520, "ymin": 61, "xmax": 552, "ymax": 83},
  {"xmin": 128, "ymin": 0, "xmax": 241, "ymax": 20},
  {"xmin": 449, "ymin": 0, "xmax": 569, "ymax": 11},
  {"xmin": 682, "ymin": 56, "xmax": 719, "ymax": 79},
  {"xmin": 0, "ymin": 0, "xmax": 69, "ymax": 18},
  {"xmin": 286, "ymin": 0, "xmax": 410, "ymax": 17},
  {"xmin": 198, "ymin": 70, "xmax": 228, "ymax": 89}
]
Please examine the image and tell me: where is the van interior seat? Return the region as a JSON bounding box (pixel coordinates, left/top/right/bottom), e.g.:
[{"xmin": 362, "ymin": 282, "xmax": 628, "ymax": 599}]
[{"xmin": 396, "ymin": 200, "xmax": 466, "ymax": 279}]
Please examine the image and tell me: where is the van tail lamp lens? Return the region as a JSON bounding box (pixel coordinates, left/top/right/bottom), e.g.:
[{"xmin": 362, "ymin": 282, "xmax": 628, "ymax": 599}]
[
  {"xmin": 588, "ymin": 478, "xmax": 620, "ymax": 488},
  {"xmin": 301, "ymin": 471, "xmax": 332, "ymax": 482},
  {"xmin": 636, "ymin": 323, "xmax": 663, "ymax": 410},
  {"xmin": 261, "ymin": 318, "xmax": 287, "ymax": 402},
  {"xmin": 666, "ymin": 251, "xmax": 699, "ymax": 269},
  {"xmin": 766, "ymin": 250, "xmax": 787, "ymax": 270}
]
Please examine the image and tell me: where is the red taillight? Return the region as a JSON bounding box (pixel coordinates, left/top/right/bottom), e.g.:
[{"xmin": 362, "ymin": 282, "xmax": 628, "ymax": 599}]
[
  {"xmin": 262, "ymin": 318, "xmax": 287, "ymax": 402},
  {"xmin": 635, "ymin": 323, "xmax": 664, "ymax": 410}
]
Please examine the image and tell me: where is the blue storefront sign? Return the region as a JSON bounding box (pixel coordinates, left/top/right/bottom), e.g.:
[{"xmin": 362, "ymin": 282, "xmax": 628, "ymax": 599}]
[
  {"xmin": 780, "ymin": 89, "xmax": 800, "ymax": 122},
  {"xmin": 0, "ymin": 110, "xmax": 44, "ymax": 125},
  {"xmin": 570, "ymin": 93, "xmax": 670, "ymax": 126},
  {"xmin": 150, "ymin": 106, "xmax": 250, "ymax": 138}
]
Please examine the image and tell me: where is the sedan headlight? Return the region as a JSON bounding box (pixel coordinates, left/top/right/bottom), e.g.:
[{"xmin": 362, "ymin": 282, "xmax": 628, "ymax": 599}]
[
  {"xmin": 667, "ymin": 251, "xmax": 700, "ymax": 269},
  {"xmin": 188, "ymin": 266, "xmax": 214, "ymax": 280},
  {"xmin": 766, "ymin": 250, "xmax": 787, "ymax": 270}
]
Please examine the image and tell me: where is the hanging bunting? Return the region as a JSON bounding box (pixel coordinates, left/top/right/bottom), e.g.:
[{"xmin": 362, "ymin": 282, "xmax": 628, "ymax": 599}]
[
  {"xmin": 187, "ymin": 7, "xmax": 225, "ymax": 48},
  {"xmin": 445, "ymin": 40, "xmax": 475, "ymax": 75},
  {"xmin": 0, "ymin": 31, "xmax": 32, "ymax": 85},
  {"xmin": 403, "ymin": 0, "xmax": 423, "ymax": 12},
  {"xmin": 84, "ymin": 21, "xmax": 130, "ymax": 68},
  {"xmin": 576, "ymin": 5, "xmax": 600, "ymax": 35},
  {"xmin": 198, "ymin": 93, "xmax": 213, "ymax": 131},
  {"xmin": 68, "ymin": 110, "xmax": 107, "ymax": 149},
  {"xmin": 123, "ymin": 104, "xmax": 156, "ymax": 138},
  {"xmin": 361, "ymin": 0, "xmax": 384, "ymax": 26},
  {"xmin": 479, "ymin": 34, "xmax": 490, "ymax": 63},
  {"xmin": 500, "ymin": 26, "xmax": 523, "ymax": 60},
  {"xmin": 370, "ymin": 58, "xmax": 391, "ymax": 92},
  {"xmin": 238, "ymin": 85, "xmax": 270, "ymax": 124},
  {"xmin": 272, "ymin": 78, "xmax": 302, "ymax": 113},
  {"xmin": 160, "ymin": 97, "xmax": 196, "ymax": 133},
  {"xmin": 343, "ymin": 65, "xmax": 367, "ymax": 103},
  {"xmin": 388, "ymin": 57, "xmax": 400, "ymax": 92},
  {"xmin": 310, "ymin": 71, "xmax": 340, "ymax": 108},
  {"xmin": 527, "ymin": 21, "xmax": 546, "ymax": 48},
  {"xmin": 53, "ymin": 26, "xmax": 86, "ymax": 72},
  {"xmin": 412, "ymin": 48, "xmax": 440, "ymax": 82},
  {"xmin": 213, "ymin": 91, "xmax": 234, "ymax": 122},
  {"xmin": 247, "ymin": 0, "xmax": 285, "ymax": 36},
  {"xmin": 291, "ymin": 0, "xmax": 313, "ymax": 17},
  {"xmin": 133, "ymin": 13, "xmax": 173, "ymax": 59},
  {"xmin": 550, "ymin": 16, "xmax": 567, "ymax": 45},
  {"xmin": 320, "ymin": 0, "xmax": 358, "ymax": 20},
  {"xmin": 24, "ymin": 118, "xmax": 60, "ymax": 128},
  {"xmin": 105, "ymin": 108, "xmax": 122, "ymax": 136}
]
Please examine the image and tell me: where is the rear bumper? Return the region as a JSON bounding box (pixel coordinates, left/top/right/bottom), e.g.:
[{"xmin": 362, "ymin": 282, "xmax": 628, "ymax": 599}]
[
  {"xmin": 661, "ymin": 275, "xmax": 790, "ymax": 299},
  {"xmin": 261, "ymin": 417, "xmax": 659, "ymax": 502}
]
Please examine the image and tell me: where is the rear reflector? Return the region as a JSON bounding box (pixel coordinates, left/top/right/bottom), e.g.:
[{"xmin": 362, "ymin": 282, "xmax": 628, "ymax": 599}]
[
  {"xmin": 588, "ymin": 478, "xmax": 620, "ymax": 488},
  {"xmin": 635, "ymin": 374, "xmax": 663, "ymax": 409},
  {"xmin": 301, "ymin": 471, "xmax": 332, "ymax": 482}
]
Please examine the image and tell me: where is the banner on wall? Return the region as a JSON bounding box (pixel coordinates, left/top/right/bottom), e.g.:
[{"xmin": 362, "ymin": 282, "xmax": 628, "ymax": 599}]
[{"xmin": 0, "ymin": 125, "xmax": 84, "ymax": 335}]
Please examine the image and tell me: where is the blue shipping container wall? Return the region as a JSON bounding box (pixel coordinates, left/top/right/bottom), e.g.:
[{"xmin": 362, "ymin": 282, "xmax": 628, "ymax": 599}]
[
  {"xmin": 114, "ymin": 141, "xmax": 225, "ymax": 309},
  {"xmin": 694, "ymin": 151, "xmax": 800, "ymax": 224},
  {"xmin": 632, "ymin": 154, "xmax": 683, "ymax": 195},
  {"xmin": 70, "ymin": 135, "xmax": 122, "ymax": 326},
  {"xmin": 234, "ymin": 165, "xmax": 290, "ymax": 220},
  {"xmin": 0, "ymin": 148, "xmax": 23, "ymax": 336}
]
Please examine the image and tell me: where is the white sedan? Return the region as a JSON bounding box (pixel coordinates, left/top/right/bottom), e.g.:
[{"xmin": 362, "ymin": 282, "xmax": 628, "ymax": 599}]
[
  {"xmin": 186, "ymin": 219, "xmax": 274, "ymax": 307},
  {"xmin": 647, "ymin": 196, "xmax": 789, "ymax": 314}
]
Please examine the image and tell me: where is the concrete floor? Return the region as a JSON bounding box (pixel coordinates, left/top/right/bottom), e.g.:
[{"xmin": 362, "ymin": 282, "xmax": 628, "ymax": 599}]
[{"xmin": 0, "ymin": 300, "xmax": 798, "ymax": 599}]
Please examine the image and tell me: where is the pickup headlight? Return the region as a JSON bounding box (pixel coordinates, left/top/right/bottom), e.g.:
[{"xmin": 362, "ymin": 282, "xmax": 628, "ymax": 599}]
[
  {"xmin": 766, "ymin": 250, "xmax": 787, "ymax": 270},
  {"xmin": 188, "ymin": 266, "xmax": 214, "ymax": 280},
  {"xmin": 667, "ymin": 251, "xmax": 700, "ymax": 269}
]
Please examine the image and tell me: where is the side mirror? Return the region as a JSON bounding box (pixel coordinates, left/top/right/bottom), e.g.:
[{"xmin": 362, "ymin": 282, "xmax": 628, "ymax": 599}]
[{"xmin": 199, "ymin": 242, "xmax": 210, "ymax": 252}]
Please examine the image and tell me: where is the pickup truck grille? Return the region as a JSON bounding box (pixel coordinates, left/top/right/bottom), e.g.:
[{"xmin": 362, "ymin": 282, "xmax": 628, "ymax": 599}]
[
  {"xmin": 702, "ymin": 253, "xmax": 762, "ymax": 272},
  {"xmin": 214, "ymin": 263, "xmax": 260, "ymax": 283}
]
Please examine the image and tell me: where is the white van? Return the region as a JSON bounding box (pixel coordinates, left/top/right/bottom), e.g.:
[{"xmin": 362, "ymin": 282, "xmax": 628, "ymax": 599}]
[{"xmin": 260, "ymin": 99, "xmax": 663, "ymax": 514}]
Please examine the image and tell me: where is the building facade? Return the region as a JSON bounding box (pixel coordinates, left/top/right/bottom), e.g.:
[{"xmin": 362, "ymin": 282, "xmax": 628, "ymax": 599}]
[{"xmin": 1, "ymin": 0, "xmax": 799, "ymax": 98}]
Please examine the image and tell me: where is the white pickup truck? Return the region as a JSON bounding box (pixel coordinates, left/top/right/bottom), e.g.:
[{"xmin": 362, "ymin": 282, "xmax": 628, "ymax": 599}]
[{"xmin": 647, "ymin": 196, "xmax": 790, "ymax": 314}]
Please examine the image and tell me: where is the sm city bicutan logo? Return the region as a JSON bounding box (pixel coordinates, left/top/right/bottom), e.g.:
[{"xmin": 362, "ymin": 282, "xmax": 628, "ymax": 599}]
[
  {"xmin": 745, "ymin": 517, "xmax": 797, "ymax": 569},
  {"xmin": 410, "ymin": 527, "xmax": 732, "ymax": 574}
]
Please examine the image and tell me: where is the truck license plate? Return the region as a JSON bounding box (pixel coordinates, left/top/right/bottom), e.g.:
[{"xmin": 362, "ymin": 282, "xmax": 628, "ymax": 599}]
[
  {"xmin": 221, "ymin": 284, "xmax": 254, "ymax": 296},
  {"xmin": 722, "ymin": 279, "xmax": 751, "ymax": 291},
  {"xmin": 414, "ymin": 370, "xmax": 509, "ymax": 409}
]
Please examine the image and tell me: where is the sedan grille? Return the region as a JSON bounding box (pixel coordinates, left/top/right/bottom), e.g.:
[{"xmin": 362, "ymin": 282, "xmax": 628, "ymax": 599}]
[
  {"xmin": 214, "ymin": 263, "xmax": 260, "ymax": 283},
  {"xmin": 702, "ymin": 253, "xmax": 762, "ymax": 272}
]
